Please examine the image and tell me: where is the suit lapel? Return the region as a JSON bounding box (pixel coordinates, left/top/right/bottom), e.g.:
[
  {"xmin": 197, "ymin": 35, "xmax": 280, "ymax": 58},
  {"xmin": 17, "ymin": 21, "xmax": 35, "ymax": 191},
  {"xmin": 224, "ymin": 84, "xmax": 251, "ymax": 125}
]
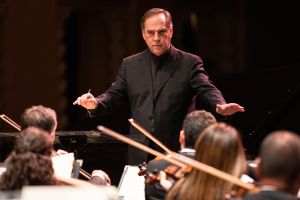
[
  {"xmin": 138, "ymin": 49, "xmax": 154, "ymax": 100},
  {"xmin": 154, "ymin": 45, "xmax": 180, "ymax": 100}
]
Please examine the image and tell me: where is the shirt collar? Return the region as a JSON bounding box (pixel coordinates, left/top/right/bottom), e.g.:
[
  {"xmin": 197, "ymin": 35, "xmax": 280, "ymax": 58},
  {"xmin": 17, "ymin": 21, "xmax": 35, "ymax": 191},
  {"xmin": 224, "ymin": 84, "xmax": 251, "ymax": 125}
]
[
  {"xmin": 150, "ymin": 46, "xmax": 170, "ymax": 64},
  {"xmin": 260, "ymin": 185, "xmax": 278, "ymax": 191},
  {"xmin": 180, "ymin": 148, "xmax": 196, "ymax": 153}
]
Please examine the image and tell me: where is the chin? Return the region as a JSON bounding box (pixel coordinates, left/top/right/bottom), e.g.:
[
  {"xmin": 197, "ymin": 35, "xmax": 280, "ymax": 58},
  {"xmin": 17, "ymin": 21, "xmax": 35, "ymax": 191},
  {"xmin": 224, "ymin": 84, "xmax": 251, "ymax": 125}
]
[{"xmin": 153, "ymin": 49, "xmax": 164, "ymax": 56}]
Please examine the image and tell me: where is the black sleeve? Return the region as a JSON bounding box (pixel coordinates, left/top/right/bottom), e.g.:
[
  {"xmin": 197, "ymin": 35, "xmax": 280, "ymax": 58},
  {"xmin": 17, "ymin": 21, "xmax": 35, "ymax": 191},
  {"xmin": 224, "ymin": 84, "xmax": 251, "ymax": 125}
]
[{"xmin": 190, "ymin": 57, "xmax": 227, "ymax": 120}]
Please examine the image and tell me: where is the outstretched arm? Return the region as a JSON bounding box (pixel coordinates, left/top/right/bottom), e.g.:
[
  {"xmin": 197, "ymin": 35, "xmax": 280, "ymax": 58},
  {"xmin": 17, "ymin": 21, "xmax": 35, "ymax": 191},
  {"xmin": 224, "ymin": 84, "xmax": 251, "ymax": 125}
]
[{"xmin": 190, "ymin": 57, "xmax": 244, "ymax": 117}]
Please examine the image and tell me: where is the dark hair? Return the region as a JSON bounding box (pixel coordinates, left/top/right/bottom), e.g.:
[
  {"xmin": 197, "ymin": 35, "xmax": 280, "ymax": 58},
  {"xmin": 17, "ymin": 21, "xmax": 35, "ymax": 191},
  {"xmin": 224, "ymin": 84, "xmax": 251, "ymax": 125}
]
[
  {"xmin": 0, "ymin": 127, "xmax": 57, "ymax": 190},
  {"xmin": 260, "ymin": 130, "xmax": 300, "ymax": 183},
  {"xmin": 167, "ymin": 123, "xmax": 246, "ymax": 200},
  {"xmin": 20, "ymin": 105, "xmax": 57, "ymax": 134},
  {"xmin": 141, "ymin": 8, "xmax": 173, "ymax": 30},
  {"xmin": 182, "ymin": 110, "xmax": 216, "ymax": 148}
]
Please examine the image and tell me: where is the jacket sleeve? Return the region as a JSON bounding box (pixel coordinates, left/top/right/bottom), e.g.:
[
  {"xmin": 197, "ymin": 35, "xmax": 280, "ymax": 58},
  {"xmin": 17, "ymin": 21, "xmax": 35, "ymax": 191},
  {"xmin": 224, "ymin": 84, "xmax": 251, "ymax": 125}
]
[{"xmin": 190, "ymin": 56, "xmax": 227, "ymax": 119}]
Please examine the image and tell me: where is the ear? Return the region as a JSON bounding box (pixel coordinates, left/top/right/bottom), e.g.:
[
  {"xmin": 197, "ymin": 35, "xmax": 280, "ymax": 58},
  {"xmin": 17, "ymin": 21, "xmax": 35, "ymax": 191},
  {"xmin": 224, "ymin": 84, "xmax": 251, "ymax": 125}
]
[
  {"xmin": 179, "ymin": 130, "xmax": 185, "ymax": 145},
  {"xmin": 170, "ymin": 28, "xmax": 173, "ymax": 38},
  {"xmin": 254, "ymin": 157, "xmax": 261, "ymax": 180},
  {"xmin": 50, "ymin": 131, "xmax": 55, "ymax": 142}
]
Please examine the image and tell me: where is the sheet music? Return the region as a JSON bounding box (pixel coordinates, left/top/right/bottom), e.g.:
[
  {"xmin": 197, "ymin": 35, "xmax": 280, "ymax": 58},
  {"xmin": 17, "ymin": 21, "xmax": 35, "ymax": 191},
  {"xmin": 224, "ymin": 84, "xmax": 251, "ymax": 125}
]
[
  {"xmin": 51, "ymin": 153, "xmax": 74, "ymax": 178},
  {"xmin": 118, "ymin": 165, "xmax": 145, "ymax": 200}
]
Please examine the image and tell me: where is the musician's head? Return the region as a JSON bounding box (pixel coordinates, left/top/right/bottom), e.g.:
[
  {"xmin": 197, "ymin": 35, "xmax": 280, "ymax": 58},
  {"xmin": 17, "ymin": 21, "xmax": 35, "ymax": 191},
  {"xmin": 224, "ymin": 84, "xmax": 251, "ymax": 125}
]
[
  {"xmin": 0, "ymin": 127, "xmax": 56, "ymax": 190},
  {"xmin": 141, "ymin": 8, "xmax": 173, "ymax": 56},
  {"xmin": 20, "ymin": 105, "xmax": 57, "ymax": 141},
  {"xmin": 167, "ymin": 122, "xmax": 246, "ymax": 200},
  {"xmin": 180, "ymin": 110, "xmax": 216, "ymax": 149},
  {"xmin": 255, "ymin": 130, "xmax": 300, "ymax": 195},
  {"xmin": 194, "ymin": 122, "xmax": 246, "ymax": 178}
]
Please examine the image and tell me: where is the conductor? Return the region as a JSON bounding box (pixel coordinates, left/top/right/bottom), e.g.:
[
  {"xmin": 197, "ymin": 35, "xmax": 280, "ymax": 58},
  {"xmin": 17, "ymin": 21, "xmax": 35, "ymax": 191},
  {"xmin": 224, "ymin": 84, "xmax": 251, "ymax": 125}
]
[{"xmin": 74, "ymin": 8, "xmax": 244, "ymax": 165}]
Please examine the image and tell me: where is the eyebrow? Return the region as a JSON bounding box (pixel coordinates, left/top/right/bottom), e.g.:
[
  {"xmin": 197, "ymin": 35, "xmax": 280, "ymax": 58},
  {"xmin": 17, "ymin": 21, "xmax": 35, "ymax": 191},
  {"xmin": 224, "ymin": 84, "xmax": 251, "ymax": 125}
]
[{"xmin": 146, "ymin": 28, "xmax": 167, "ymax": 33}]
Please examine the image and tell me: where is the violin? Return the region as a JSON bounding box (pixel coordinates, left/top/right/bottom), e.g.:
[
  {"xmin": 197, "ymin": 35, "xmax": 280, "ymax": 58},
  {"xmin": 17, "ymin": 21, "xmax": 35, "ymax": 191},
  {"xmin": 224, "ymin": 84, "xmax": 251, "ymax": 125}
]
[
  {"xmin": 129, "ymin": 118, "xmax": 259, "ymax": 196},
  {"xmin": 0, "ymin": 114, "xmax": 92, "ymax": 180},
  {"xmin": 146, "ymin": 165, "xmax": 192, "ymax": 185},
  {"xmin": 98, "ymin": 124, "xmax": 260, "ymax": 194}
]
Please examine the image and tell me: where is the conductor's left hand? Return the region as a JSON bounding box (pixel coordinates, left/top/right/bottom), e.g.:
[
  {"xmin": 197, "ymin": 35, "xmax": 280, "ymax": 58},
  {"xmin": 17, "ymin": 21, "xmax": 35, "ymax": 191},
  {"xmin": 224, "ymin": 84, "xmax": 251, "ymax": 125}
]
[{"xmin": 216, "ymin": 103, "xmax": 244, "ymax": 116}]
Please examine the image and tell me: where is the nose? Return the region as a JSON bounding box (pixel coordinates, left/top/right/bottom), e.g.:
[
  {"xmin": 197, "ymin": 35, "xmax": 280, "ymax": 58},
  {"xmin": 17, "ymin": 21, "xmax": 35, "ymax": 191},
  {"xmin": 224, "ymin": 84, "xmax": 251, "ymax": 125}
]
[{"xmin": 154, "ymin": 32, "xmax": 160, "ymax": 41}]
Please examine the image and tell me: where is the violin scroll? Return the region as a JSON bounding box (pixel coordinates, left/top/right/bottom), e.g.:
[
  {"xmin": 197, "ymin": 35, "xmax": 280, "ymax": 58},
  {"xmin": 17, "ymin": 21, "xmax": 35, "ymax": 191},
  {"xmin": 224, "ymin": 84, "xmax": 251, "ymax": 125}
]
[{"xmin": 138, "ymin": 162, "xmax": 147, "ymax": 176}]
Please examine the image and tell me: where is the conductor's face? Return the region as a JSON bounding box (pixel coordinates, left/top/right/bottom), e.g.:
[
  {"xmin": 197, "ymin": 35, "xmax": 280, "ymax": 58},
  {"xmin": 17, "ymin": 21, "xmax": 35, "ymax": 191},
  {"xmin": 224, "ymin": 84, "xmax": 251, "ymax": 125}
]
[{"xmin": 142, "ymin": 13, "xmax": 173, "ymax": 56}]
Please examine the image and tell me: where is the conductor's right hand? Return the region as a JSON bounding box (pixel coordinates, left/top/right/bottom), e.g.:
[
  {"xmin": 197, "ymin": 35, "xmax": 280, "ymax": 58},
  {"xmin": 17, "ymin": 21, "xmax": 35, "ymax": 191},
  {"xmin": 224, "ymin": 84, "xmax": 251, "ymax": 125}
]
[{"xmin": 73, "ymin": 93, "xmax": 98, "ymax": 110}]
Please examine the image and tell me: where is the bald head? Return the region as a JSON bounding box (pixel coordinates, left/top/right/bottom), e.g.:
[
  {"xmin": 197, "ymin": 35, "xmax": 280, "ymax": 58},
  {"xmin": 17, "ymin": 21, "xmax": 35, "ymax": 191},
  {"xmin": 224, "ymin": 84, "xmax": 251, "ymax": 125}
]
[{"xmin": 260, "ymin": 131, "xmax": 300, "ymax": 183}]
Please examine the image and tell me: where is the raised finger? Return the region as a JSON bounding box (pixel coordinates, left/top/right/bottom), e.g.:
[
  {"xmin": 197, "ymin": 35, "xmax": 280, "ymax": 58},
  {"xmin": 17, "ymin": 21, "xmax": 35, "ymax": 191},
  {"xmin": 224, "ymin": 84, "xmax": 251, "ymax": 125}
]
[
  {"xmin": 73, "ymin": 100, "xmax": 78, "ymax": 105},
  {"xmin": 234, "ymin": 107, "xmax": 244, "ymax": 112}
]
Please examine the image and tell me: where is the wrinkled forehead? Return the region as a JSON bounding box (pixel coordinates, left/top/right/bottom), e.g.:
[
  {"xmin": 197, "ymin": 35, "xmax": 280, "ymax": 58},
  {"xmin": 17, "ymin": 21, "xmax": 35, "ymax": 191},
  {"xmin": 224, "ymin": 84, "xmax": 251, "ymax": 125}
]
[{"xmin": 144, "ymin": 13, "xmax": 167, "ymax": 30}]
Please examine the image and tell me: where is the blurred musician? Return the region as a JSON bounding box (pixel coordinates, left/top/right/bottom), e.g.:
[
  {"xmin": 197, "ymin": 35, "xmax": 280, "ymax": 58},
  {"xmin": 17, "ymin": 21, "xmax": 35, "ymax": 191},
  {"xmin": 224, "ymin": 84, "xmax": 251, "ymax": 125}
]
[
  {"xmin": 145, "ymin": 110, "xmax": 216, "ymax": 200},
  {"xmin": 161, "ymin": 123, "xmax": 246, "ymax": 200},
  {"xmin": 0, "ymin": 127, "xmax": 94, "ymax": 190},
  {"xmin": 18, "ymin": 105, "xmax": 110, "ymax": 185},
  {"xmin": 245, "ymin": 131, "xmax": 300, "ymax": 200}
]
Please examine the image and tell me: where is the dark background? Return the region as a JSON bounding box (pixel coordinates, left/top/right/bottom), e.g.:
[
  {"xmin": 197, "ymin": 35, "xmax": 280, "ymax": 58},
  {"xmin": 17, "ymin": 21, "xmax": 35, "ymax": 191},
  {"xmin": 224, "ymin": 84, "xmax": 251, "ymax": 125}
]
[{"xmin": 0, "ymin": 0, "xmax": 300, "ymax": 185}]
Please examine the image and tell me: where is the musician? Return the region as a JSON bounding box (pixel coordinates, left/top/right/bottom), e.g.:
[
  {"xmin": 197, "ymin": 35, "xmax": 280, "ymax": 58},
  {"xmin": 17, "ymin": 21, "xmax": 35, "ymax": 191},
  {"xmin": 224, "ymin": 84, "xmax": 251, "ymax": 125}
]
[
  {"xmin": 74, "ymin": 8, "xmax": 244, "ymax": 165},
  {"xmin": 19, "ymin": 105, "xmax": 111, "ymax": 186},
  {"xmin": 160, "ymin": 123, "xmax": 246, "ymax": 200},
  {"xmin": 0, "ymin": 127, "xmax": 95, "ymax": 190},
  {"xmin": 245, "ymin": 131, "xmax": 300, "ymax": 200},
  {"xmin": 145, "ymin": 110, "xmax": 216, "ymax": 200}
]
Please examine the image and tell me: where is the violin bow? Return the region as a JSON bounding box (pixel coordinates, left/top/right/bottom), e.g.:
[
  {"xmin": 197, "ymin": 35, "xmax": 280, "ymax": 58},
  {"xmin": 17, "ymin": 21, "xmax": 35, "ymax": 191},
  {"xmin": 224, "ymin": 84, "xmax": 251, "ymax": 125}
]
[
  {"xmin": 0, "ymin": 114, "xmax": 91, "ymax": 179},
  {"xmin": 0, "ymin": 114, "xmax": 21, "ymax": 131},
  {"xmin": 128, "ymin": 118, "xmax": 173, "ymax": 155},
  {"xmin": 98, "ymin": 125, "xmax": 259, "ymax": 192}
]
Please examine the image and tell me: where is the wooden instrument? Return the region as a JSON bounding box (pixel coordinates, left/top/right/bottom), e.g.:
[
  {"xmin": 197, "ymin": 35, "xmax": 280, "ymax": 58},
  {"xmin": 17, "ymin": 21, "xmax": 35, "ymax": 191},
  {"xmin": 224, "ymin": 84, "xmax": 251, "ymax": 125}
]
[
  {"xmin": 97, "ymin": 125, "xmax": 259, "ymax": 193},
  {"xmin": 146, "ymin": 165, "xmax": 192, "ymax": 185},
  {"xmin": 0, "ymin": 114, "xmax": 92, "ymax": 179},
  {"xmin": 137, "ymin": 162, "xmax": 147, "ymax": 176}
]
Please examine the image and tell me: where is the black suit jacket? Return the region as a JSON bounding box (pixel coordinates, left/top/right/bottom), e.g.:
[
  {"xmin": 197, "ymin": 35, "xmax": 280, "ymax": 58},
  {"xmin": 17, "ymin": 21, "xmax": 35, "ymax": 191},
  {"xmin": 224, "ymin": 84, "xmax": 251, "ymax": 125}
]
[
  {"xmin": 90, "ymin": 45, "xmax": 226, "ymax": 164},
  {"xmin": 145, "ymin": 151, "xmax": 195, "ymax": 200}
]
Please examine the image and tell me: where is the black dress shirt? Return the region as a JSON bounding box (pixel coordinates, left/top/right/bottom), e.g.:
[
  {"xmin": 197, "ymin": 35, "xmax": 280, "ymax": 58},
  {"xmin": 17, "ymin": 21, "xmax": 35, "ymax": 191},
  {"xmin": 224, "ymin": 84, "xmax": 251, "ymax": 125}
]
[{"xmin": 149, "ymin": 48, "xmax": 170, "ymax": 135}]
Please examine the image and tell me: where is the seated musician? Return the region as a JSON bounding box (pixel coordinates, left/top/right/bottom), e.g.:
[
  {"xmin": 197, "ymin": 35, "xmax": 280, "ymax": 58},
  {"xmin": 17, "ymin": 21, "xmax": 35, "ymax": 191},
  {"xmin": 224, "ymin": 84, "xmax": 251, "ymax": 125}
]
[
  {"xmin": 0, "ymin": 127, "xmax": 95, "ymax": 190},
  {"xmin": 19, "ymin": 105, "xmax": 110, "ymax": 186},
  {"xmin": 160, "ymin": 122, "xmax": 246, "ymax": 200},
  {"xmin": 145, "ymin": 110, "xmax": 216, "ymax": 200},
  {"xmin": 245, "ymin": 130, "xmax": 300, "ymax": 200}
]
